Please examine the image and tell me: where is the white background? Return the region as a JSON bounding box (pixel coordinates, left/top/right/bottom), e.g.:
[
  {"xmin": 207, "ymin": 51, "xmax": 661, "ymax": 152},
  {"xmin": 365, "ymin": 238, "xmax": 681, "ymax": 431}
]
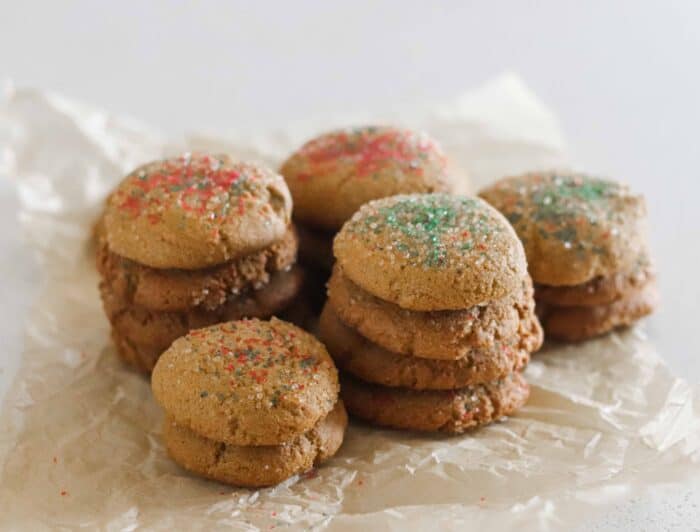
[{"xmin": 1, "ymin": 1, "xmax": 699, "ymax": 530}]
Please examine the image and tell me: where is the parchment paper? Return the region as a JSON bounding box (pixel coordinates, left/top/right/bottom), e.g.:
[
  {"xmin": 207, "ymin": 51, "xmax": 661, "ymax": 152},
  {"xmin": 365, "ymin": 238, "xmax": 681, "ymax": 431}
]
[{"xmin": 1, "ymin": 75, "xmax": 699, "ymax": 531}]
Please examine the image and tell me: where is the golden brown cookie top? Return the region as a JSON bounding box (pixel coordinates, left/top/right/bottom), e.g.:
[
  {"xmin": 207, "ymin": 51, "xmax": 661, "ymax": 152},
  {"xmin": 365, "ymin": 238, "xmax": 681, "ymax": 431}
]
[
  {"xmin": 280, "ymin": 126, "xmax": 453, "ymax": 230},
  {"xmin": 479, "ymin": 171, "xmax": 648, "ymax": 286},
  {"xmin": 151, "ymin": 317, "xmax": 339, "ymax": 446},
  {"xmin": 333, "ymin": 193, "xmax": 527, "ymax": 311},
  {"xmin": 105, "ymin": 154, "xmax": 292, "ymax": 269}
]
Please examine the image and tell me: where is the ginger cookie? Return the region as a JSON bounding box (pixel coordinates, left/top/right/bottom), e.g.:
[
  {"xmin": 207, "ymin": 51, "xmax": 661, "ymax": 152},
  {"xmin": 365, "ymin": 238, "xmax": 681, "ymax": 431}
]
[
  {"xmin": 537, "ymin": 280, "xmax": 659, "ymax": 341},
  {"xmin": 163, "ymin": 400, "xmax": 347, "ymax": 488},
  {"xmin": 280, "ymin": 126, "xmax": 453, "ymax": 231},
  {"xmin": 319, "ymin": 305, "xmax": 529, "ymax": 390},
  {"xmin": 326, "ymin": 265, "xmax": 542, "ymax": 360},
  {"xmin": 97, "ymin": 226, "xmax": 298, "ymax": 312},
  {"xmin": 105, "ymin": 154, "xmax": 292, "ymax": 269},
  {"xmin": 334, "ymin": 193, "xmax": 528, "ymax": 311},
  {"xmin": 479, "ymin": 171, "xmax": 648, "ymax": 287},
  {"xmin": 341, "ymin": 373, "xmax": 529, "ymax": 434},
  {"xmin": 535, "ymin": 255, "xmax": 655, "ymax": 307},
  {"xmin": 101, "ymin": 267, "xmax": 303, "ymax": 370},
  {"xmin": 151, "ymin": 318, "xmax": 339, "ymax": 446}
]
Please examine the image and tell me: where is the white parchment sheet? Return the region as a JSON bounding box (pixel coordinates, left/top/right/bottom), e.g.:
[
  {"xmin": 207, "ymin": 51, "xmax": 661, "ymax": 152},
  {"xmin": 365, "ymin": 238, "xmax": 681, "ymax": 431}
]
[{"xmin": 1, "ymin": 75, "xmax": 698, "ymax": 531}]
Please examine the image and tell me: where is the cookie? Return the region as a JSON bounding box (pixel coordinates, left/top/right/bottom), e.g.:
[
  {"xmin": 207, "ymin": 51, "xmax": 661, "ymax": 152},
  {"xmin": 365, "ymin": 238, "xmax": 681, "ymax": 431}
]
[
  {"xmin": 535, "ymin": 256, "xmax": 654, "ymax": 307},
  {"xmin": 334, "ymin": 194, "xmax": 528, "ymax": 311},
  {"xmin": 151, "ymin": 318, "xmax": 339, "ymax": 446},
  {"xmin": 479, "ymin": 171, "xmax": 648, "ymax": 286},
  {"xmin": 280, "ymin": 126, "xmax": 453, "ymax": 230},
  {"xmin": 102, "ymin": 267, "xmax": 303, "ymax": 363},
  {"xmin": 327, "ymin": 265, "xmax": 542, "ymax": 360},
  {"xmin": 163, "ymin": 400, "xmax": 347, "ymax": 488},
  {"xmin": 537, "ymin": 280, "xmax": 659, "ymax": 341},
  {"xmin": 341, "ymin": 373, "xmax": 529, "ymax": 434},
  {"xmin": 319, "ymin": 305, "xmax": 529, "ymax": 390},
  {"xmin": 97, "ymin": 226, "xmax": 298, "ymax": 312},
  {"xmin": 105, "ymin": 154, "xmax": 293, "ymax": 270}
]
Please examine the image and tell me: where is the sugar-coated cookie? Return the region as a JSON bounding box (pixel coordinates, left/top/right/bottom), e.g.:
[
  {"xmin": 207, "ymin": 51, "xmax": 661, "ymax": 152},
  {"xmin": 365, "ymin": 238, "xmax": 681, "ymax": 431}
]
[
  {"xmin": 341, "ymin": 373, "xmax": 529, "ymax": 434},
  {"xmin": 101, "ymin": 268, "xmax": 303, "ymax": 369},
  {"xmin": 537, "ymin": 280, "xmax": 659, "ymax": 341},
  {"xmin": 163, "ymin": 401, "xmax": 347, "ymax": 488},
  {"xmin": 280, "ymin": 126, "xmax": 453, "ymax": 230},
  {"xmin": 319, "ymin": 305, "xmax": 529, "ymax": 389},
  {"xmin": 479, "ymin": 171, "xmax": 648, "ymax": 286},
  {"xmin": 151, "ymin": 318, "xmax": 339, "ymax": 446},
  {"xmin": 105, "ymin": 154, "xmax": 292, "ymax": 270},
  {"xmin": 334, "ymin": 194, "xmax": 527, "ymax": 311},
  {"xmin": 326, "ymin": 265, "xmax": 541, "ymax": 360},
  {"xmin": 97, "ymin": 226, "xmax": 297, "ymax": 312},
  {"xmin": 535, "ymin": 255, "xmax": 654, "ymax": 307}
]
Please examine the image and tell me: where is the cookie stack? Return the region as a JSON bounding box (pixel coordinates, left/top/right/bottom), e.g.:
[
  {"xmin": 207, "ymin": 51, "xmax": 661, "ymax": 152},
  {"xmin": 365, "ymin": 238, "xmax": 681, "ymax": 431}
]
[
  {"xmin": 98, "ymin": 154, "xmax": 302, "ymax": 372},
  {"xmin": 279, "ymin": 127, "xmax": 457, "ymax": 324},
  {"xmin": 479, "ymin": 171, "xmax": 658, "ymax": 341},
  {"xmin": 152, "ymin": 318, "xmax": 347, "ymax": 488},
  {"xmin": 319, "ymin": 193, "xmax": 543, "ymax": 433}
]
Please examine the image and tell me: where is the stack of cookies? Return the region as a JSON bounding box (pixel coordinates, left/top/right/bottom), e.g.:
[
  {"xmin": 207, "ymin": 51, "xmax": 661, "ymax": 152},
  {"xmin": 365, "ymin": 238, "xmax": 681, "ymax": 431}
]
[
  {"xmin": 98, "ymin": 154, "xmax": 302, "ymax": 372},
  {"xmin": 279, "ymin": 126, "xmax": 456, "ymax": 323},
  {"xmin": 151, "ymin": 318, "xmax": 347, "ymax": 487},
  {"xmin": 319, "ymin": 193, "xmax": 543, "ymax": 433},
  {"xmin": 479, "ymin": 171, "xmax": 658, "ymax": 341}
]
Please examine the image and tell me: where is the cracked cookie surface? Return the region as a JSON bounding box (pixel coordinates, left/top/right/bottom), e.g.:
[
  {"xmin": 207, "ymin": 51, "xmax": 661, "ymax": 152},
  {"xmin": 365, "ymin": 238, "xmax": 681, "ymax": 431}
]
[
  {"xmin": 152, "ymin": 318, "xmax": 339, "ymax": 446},
  {"xmin": 105, "ymin": 154, "xmax": 293, "ymax": 269}
]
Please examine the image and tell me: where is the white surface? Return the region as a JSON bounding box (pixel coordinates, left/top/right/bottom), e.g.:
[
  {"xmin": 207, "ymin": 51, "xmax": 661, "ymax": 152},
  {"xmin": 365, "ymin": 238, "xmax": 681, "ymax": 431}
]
[{"xmin": 1, "ymin": 2, "xmax": 699, "ymax": 530}]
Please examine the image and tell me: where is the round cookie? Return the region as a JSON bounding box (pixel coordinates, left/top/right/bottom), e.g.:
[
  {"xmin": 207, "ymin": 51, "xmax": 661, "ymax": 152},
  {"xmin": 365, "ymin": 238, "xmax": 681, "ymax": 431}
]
[
  {"xmin": 537, "ymin": 280, "xmax": 659, "ymax": 342},
  {"xmin": 280, "ymin": 126, "xmax": 452, "ymax": 230},
  {"xmin": 479, "ymin": 171, "xmax": 648, "ymax": 286},
  {"xmin": 105, "ymin": 154, "xmax": 293, "ymax": 270},
  {"xmin": 102, "ymin": 268, "xmax": 303, "ymax": 361},
  {"xmin": 327, "ymin": 265, "xmax": 542, "ymax": 360},
  {"xmin": 333, "ymin": 194, "xmax": 528, "ymax": 311},
  {"xmin": 151, "ymin": 318, "xmax": 339, "ymax": 446},
  {"xmin": 535, "ymin": 255, "xmax": 655, "ymax": 307},
  {"xmin": 319, "ymin": 305, "xmax": 529, "ymax": 390},
  {"xmin": 163, "ymin": 401, "xmax": 347, "ymax": 488},
  {"xmin": 97, "ymin": 226, "xmax": 298, "ymax": 312},
  {"xmin": 341, "ymin": 373, "xmax": 529, "ymax": 434}
]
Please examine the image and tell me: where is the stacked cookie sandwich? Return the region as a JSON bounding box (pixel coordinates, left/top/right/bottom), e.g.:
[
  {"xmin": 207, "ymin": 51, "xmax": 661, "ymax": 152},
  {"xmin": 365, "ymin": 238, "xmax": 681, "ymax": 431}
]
[
  {"xmin": 98, "ymin": 154, "xmax": 302, "ymax": 372},
  {"xmin": 479, "ymin": 171, "xmax": 658, "ymax": 341},
  {"xmin": 319, "ymin": 193, "xmax": 543, "ymax": 433},
  {"xmin": 152, "ymin": 318, "xmax": 347, "ymax": 487}
]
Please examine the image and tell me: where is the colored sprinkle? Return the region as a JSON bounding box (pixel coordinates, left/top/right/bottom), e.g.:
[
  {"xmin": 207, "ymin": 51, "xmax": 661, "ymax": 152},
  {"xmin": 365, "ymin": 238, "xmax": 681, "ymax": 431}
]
[
  {"xmin": 344, "ymin": 194, "xmax": 504, "ymax": 268},
  {"xmin": 111, "ymin": 153, "xmax": 280, "ymax": 232},
  {"xmin": 481, "ymin": 171, "xmax": 639, "ymax": 257},
  {"xmin": 287, "ymin": 126, "xmax": 446, "ymax": 181},
  {"xmin": 188, "ymin": 319, "xmax": 329, "ymax": 408}
]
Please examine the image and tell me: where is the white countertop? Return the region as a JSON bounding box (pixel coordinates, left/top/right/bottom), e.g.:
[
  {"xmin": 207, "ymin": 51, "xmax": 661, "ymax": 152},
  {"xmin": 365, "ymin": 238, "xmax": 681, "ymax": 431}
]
[{"xmin": 1, "ymin": 1, "xmax": 699, "ymax": 529}]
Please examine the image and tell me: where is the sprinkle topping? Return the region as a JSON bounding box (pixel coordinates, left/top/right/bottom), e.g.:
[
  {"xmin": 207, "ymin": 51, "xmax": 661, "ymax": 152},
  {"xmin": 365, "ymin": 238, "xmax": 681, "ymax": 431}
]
[
  {"xmin": 184, "ymin": 318, "xmax": 334, "ymax": 408},
  {"xmin": 286, "ymin": 126, "xmax": 447, "ymax": 182},
  {"xmin": 480, "ymin": 171, "xmax": 642, "ymax": 256},
  {"xmin": 340, "ymin": 194, "xmax": 509, "ymax": 268},
  {"xmin": 111, "ymin": 153, "xmax": 283, "ymax": 226}
]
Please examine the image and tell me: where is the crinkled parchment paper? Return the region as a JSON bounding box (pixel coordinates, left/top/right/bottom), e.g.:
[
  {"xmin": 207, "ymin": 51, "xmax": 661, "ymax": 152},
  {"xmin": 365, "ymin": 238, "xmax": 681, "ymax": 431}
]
[{"xmin": 1, "ymin": 75, "xmax": 699, "ymax": 531}]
